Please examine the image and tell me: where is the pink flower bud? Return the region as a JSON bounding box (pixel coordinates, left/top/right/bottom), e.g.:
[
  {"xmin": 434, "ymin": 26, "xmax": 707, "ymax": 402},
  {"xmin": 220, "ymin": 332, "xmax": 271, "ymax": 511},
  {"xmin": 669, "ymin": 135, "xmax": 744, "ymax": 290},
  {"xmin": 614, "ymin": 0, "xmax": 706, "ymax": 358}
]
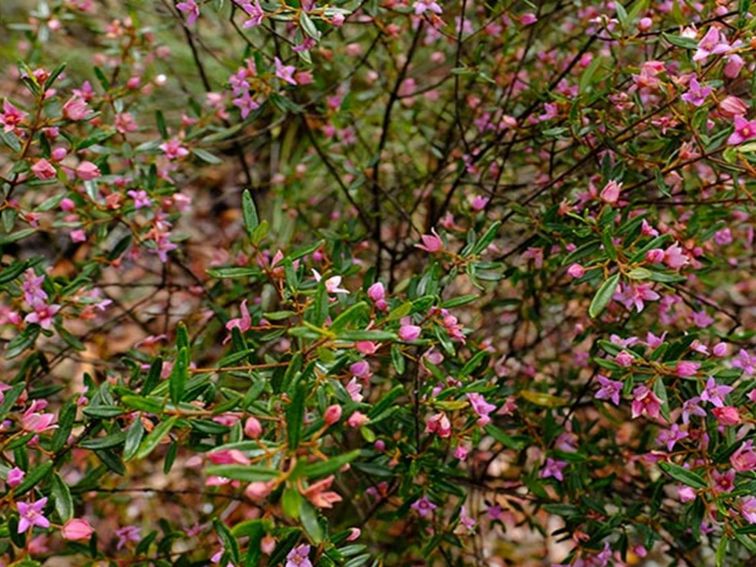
[
  {"xmin": 62, "ymin": 518, "xmax": 95, "ymax": 541},
  {"xmin": 51, "ymin": 146, "xmax": 68, "ymax": 161},
  {"xmin": 645, "ymin": 249, "xmax": 665, "ymax": 263},
  {"xmin": 677, "ymin": 485, "xmax": 697, "ymax": 502},
  {"xmin": 712, "ymin": 406, "xmax": 741, "ymax": 426},
  {"xmin": 350, "ymin": 360, "xmax": 371, "ymax": 379},
  {"xmin": 60, "ymin": 198, "xmax": 76, "ymax": 212},
  {"xmin": 31, "ymin": 159, "xmax": 56, "ymax": 180},
  {"xmin": 323, "ymin": 404, "xmax": 342, "ymax": 425},
  {"xmin": 712, "ymin": 343, "xmax": 728, "ymax": 357},
  {"xmin": 6, "ymin": 466, "xmax": 25, "ymax": 487},
  {"xmin": 566, "ymin": 263, "xmax": 585, "ymax": 278},
  {"xmin": 244, "ymin": 416, "xmax": 262, "ymax": 438},
  {"xmin": 638, "ymin": 17, "xmax": 652, "ymax": 31},
  {"xmin": 245, "ymin": 481, "xmax": 274, "ymax": 500},
  {"xmin": 347, "ymin": 411, "xmax": 369, "ymax": 428},
  {"xmin": 599, "ymin": 180, "xmax": 622, "ymax": 204},
  {"xmin": 398, "ymin": 318, "xmax": 422, "ymax": 341},
  {"xmin": 76, "ymin": 161, "xmax": 100, "ymax": 180},
  {"xmin": 367, "ymin": 282, "xmax": 385, "ymax": 302}
]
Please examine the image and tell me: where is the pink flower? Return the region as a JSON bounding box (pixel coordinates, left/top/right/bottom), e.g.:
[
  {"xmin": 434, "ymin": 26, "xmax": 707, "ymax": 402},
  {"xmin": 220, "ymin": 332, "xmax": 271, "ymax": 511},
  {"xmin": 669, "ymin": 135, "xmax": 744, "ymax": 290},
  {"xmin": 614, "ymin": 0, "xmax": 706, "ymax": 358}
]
[
  {"xmin": 312, "ymin": 270, "xmax": 349, "ymax": 294},
  {"xmin": 286, "ymin": 544, "xmax": 312, "ymax": 567},
  {"xmin": 741, "ymin": 496, "xmax": 756, "ymax": 524},
  {"xmin": 467, "ymin": 392, "xmax": 496, "ymax": 426},
  {"xmin": 675, "ymin": 361, "xmax": 700, "ymax": 378},
  {"xmin": 274, "ymin": 57, "xmax": 297, "ymax": 86},
  {"xmin": 425, "ymin": 412, "xmax": 451, "ymax": 437},
  {"xmin": 31, "ymin": 159, "xmax": 56, "ymax": 180},
  {"xmin": 712, "ymin": 469, "xmax": 735, "ymax": 493},
  {"xmin": 594, "ymin": 375, "xmax": 622, "ymax": 406},
  {"xmin": 540, "ymin": 458, "xmax": 567, "ymax": 481},
  {"xmin": 159, "ymin": 138, "xmax": 190, "ymax": 160},
  {"xmin": 76, "ymin": 161, "xmax": 101, "ymax": 181},
  {"xmin": 680, "ymin": 78, "xmax": 712, "ymax": 107},
  {"xmin": 176, "ymin": 0, "xmax": 200, "ymax": 25},
  {"xmin": 243, "ymin": 416, "xmax": 262, "ymax": 438},
  {"xmin": 303, "ymin": 475, "xmax": 342, "ymax": 508},
  {"xmin": 0, "ymin": 99, "xmax": 27, "ymax": 132},
  {"xmin": 727, "ymin": 116, "xmax": 756, "ymax": 146},
  {"xmin": 115, "ymin": 525, "xmax": 141, "ymax": 549},
  {"xmin": 24, "ymin": 302, "xmax": 61, "ymax": 331},
  {"xmin": 519, "ymin": 12, "xmax": 538, "ymax": 25},
  {"xmin": 663, "ymin": 243, "xmax": 689, "ymax": 269},
  {"xmin": 681, "ymin": 396, "xmax": 706, "ymax": 424},
  {"xmin": 61, "ymin": 518, "xmax": 94, "ymax": 541},
  {"xmin": 7, "ymin": 467, "xmax": 25, "ymax": 487},
  {"xmin": 732, "ymin": 349, "xmax": 755, "ymax": 375},
  {"xmin": 225, "ymin": 299, "xmax": 251, "ymax": 340},
  {"xmin": 631, "ymin": 385, "xmax": 662, "ymax": 420},
  {"xmin": 62, "ymin": 96, "xmax": 91, "ymax": 121},
  {"xmin": 724, "ymin": 54, "xmax": 745, "ymax": 79},
  {"xmin": 115, "ymin": 112, "xmax": 138, "ymax": 133},
  {"xmin": 413, "ymin": 0, "xmax": 442, "ymax": 16},
  {"xmin": 239, "ymin": 1, "xmax": 265, "ymax": 28},
  {"xmin": 411, "ymin": 496, "xmax": 437, "ymax": 518},
  {"xmin": 416, "ymin": 229, "xmax": 443, "ymax": 253},
  {"xmin": 656, "ymin": 424, "xmax": 687, "ymax": 451},
  {"xmin": 17, "ymin": 498, "xmax": 50, "ymax": 533},
  {"xmin": 599, "ymin": 180, "xmax": 622, "ymax": 204},
  {"xmin": 127, "ymin": 189, "xmax": 152, "ymax": 209},
  {"xmin": 693, "ymin": 27, "xmax": 732, "ymax": 62},
  {"xmin": 323, "ymin": 404, "xmax": 342, "ymax": 425},
  {"xmin": 566, "ymin": 263, "xmax": 585, "ymax": 278}
]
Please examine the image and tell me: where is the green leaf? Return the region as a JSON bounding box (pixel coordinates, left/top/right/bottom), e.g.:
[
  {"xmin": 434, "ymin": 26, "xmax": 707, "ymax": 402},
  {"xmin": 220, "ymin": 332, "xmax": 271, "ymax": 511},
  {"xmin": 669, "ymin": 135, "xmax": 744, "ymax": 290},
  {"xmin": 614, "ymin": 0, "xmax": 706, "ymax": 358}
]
[
  {"xmin": 51, "ymin": 473, "xmax": 73, "ymax": 522},
  {"xmin": 14, "ymin": 462, "xmax": 53, "ymax": 496},
  {"xmin": 242, "ymin": 189, "xmax": 259, "ymax": 234},
  {"xmin": 471, "ymin": 221, "xmax": 501, "ymax": 255},
  {"xmin": 287, "ymin": 380, "xmax": 307, "ymax": 450},
  {"xmin": 123, "ymin": 419, "xmax": 145, "ymax": 461},
  {"xmin": 82, "ymin": 405, "xmax": 125, "ymax": 418},
  {"xmin": 301, "ymin": 450, "xmax": 360, "ymax": 478},
  {"xmin": 282, "ymin": 487, "xmax": 302, "ymax": 519},
  {"xmin": 658, "ymin": 462, "xmax": 707, "ymax": 489},
  {"xmin": 214, "ymin": 518, "xmax": 241, "ymax": 564},
  {"xmin": 170, "ymin": 347, "xmax": 189, "ymax": 405},
  {"xmin": 0, "ymin": 382, "xmax": 25, "ymax": 421},
  {"xmin": 192, "ymin": 148, "xmax": 223, "ymax": 164},
  {"xmin": 131, "ymin": 416, "xmax": 178, "ymax": 461},
  {"xmin": 299, "ymin": 500, "xmax": 324, "ymax": 543},
  {"xmin": 79, "ymin": 431, "xmax": 127, "ymax": 450},
  {"xmin": 484, "ymin": 425, "xmax": 526, "ymax": 450},
  {"xmin": 589, "ymin": 273, "xmax": 619, "ymax": 318},
  {"xmin": 205, "ymin": 465, "xmax": 279, "ymax": 482},
  {"xmin": 337, "ymin": 330, "xmax": 397, "ymax": 341}
]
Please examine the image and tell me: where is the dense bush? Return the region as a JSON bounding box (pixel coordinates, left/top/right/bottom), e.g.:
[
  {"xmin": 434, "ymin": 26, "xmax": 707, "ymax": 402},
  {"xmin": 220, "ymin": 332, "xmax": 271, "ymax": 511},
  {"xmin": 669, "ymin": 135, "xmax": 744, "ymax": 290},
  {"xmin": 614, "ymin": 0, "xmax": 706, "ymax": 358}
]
[{"xmin": 0, "ymin": 0, "xmax": 754, "ymax": 565}]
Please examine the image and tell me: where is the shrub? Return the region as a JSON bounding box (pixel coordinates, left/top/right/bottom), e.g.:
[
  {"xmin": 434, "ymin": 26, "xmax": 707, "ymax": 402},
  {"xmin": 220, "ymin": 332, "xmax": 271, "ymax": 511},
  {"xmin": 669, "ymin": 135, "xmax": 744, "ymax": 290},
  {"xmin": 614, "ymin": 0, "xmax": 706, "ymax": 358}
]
[{"xmin": 0, "ymin": 0, "xmax": 754, "ymax": 565}]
